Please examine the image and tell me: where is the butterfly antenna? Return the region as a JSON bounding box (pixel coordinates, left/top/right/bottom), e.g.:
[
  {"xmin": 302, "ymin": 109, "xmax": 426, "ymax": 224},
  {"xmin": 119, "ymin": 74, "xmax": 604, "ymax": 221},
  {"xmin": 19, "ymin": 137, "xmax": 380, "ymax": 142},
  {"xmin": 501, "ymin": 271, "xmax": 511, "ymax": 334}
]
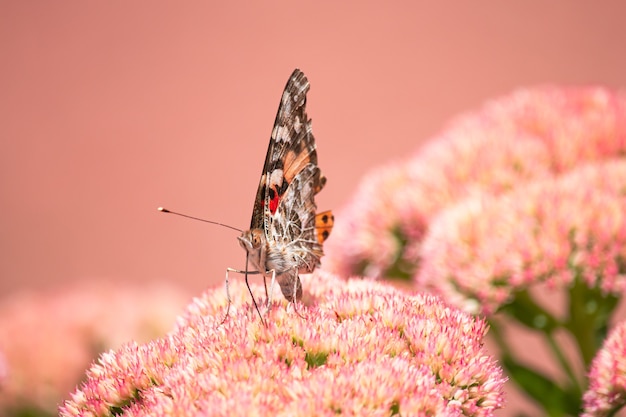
[
  {"xmin": 158, "ymin": 207, "xmax": 242, "ymax": 232},
  {"xmin": 243, "ymin": 253, "xmax": 266, "ymax": 326}
]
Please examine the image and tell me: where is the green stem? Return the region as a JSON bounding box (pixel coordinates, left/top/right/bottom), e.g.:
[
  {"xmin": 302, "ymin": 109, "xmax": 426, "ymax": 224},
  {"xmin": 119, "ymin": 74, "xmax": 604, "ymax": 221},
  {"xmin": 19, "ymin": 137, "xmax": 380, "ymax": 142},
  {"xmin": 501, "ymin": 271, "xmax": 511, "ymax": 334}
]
[
  {"xmin": 488, "ymin": 316, "xmax": 577, "ymax": 416},
  {"xmin": 546, "ymin": 330, "xmax": 581, "ymax": 398},
  {"xmin": 566, "ymin": 274, "xmax": 598, "ymax": 367},
  {"xmin": 487, "ymin": 318, "xmax": 507, "ymax": 352},
  {"xmin": 497, "ymin": 289, "xmax": 585, "ymax": 414},
  {"xmin": 565, "ymin": 272, "xmax": 619, "ymax": 368}
]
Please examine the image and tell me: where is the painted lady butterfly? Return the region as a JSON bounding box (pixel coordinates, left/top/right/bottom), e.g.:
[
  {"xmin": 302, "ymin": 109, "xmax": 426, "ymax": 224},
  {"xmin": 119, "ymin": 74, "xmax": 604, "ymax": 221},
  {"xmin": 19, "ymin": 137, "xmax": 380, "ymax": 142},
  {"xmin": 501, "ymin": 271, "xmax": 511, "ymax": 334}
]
[{"xmin": 225, "ymin": 69, "xmax": 333, "ymax": 322}]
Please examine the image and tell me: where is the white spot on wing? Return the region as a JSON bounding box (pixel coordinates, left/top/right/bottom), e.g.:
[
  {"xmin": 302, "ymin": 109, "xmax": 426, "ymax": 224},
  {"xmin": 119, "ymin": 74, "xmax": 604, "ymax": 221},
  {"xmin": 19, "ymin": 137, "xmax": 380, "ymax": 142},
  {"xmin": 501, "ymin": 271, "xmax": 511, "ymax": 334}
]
[
  {"xmin": 272, "ymin": 125, "xmax": 290, "ymax": 142},
  {"xmin": 293, "ymin": 116, "xmax": 302, "ymax": 133},
  {"xmin": 269, "ymin": 169, "xmax": 284, "ymax": 188}
]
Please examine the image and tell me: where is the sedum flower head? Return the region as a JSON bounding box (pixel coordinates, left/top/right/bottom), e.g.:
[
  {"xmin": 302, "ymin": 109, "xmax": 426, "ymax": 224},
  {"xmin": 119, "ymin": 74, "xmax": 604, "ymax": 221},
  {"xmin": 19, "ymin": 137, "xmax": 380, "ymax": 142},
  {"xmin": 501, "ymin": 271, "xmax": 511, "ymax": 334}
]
[
  {"xmin": 323, "ymin": 122, "xmax": 552, "ymax": 281},
  {"xmin": 418, "ymin": 160, "xmax": 626, "ymax": 314},
  {"xmin": 323, "ymin": 86, "xmax": 626, "ymax": 282},
  {"xmin": 582, "ymin": 320, "xmax": 626, "ymax": 416},
  {"xmin": 472, "ymin": 86, "xmax": 626, "ymax": 171},
  {"xmin": 60, "ymin": 271, "xmax": 506, "ymax": 417}
]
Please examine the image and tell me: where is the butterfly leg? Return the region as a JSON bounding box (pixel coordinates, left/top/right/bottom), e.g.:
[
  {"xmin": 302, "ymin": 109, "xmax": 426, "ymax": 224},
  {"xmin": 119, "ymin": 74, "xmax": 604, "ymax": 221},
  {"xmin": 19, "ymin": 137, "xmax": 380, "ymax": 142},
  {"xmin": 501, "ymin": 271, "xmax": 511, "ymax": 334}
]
[
  {"xmin": 291, "ymin": 272, "xmax": 306, "ymax": 320},
  {"xmin": 264, "ymin": 269, "xmax": 277, "ymax": 317},
  {"xmin": 262, "ymin": 275, "xmax": 270, "ymax": 304},
  {"xmin": 220, "ymin": 267, "xmax": 234, "ymax": 325},
  {"xmin": 221, "ymin": 267, "xmax": 265, "ymax": 326}
]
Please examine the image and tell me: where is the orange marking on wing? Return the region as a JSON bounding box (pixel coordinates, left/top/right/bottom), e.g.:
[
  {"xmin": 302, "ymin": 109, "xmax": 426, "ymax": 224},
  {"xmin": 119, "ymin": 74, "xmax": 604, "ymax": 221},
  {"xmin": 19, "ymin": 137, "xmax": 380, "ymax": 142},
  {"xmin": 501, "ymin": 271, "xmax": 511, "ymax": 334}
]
[
  {"xmin": 315, "ymin": 210, "xmax": 334, "ymax": 244},
  {"xmin": 284, "ymin": 150, "xmax": 312, "ymax": 183}
]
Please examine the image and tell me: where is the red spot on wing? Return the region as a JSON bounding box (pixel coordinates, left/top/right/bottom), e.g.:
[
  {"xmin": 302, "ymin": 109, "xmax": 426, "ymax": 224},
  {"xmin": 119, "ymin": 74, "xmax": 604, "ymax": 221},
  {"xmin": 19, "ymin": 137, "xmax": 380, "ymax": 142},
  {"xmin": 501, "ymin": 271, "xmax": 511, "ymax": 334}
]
[{"xmin": 269, "ymin": 193, "xmax": 280, "ymax": 214}]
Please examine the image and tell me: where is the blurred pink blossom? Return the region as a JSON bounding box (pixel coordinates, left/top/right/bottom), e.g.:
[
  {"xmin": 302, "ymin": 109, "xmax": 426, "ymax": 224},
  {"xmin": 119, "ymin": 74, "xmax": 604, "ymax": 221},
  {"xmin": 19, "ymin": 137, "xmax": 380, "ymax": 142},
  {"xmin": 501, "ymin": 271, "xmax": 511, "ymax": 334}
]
[
  {"xmin": 472, "ymin": 86, "xmax": 626, "ymax": 171},
  {"xmin": 582, "ymin": 320, "xmax": 626, "ymax": 416},
  {"xmin": 0, "ymin": 281, "xmax": 189, "ymax": 415},
  {"xmin": 323, "ymin": 123, "xmax": 552, "ymax": 281},
  {"xmin": 60, "ymin": 271, "xmax": 506, "ymax": 417},
  {"xmin": 323, "ymin": 87, "xmax": 626, "ymax": 281},
  {"xmin": 418, "ymin": 160, "xmax": 626, "ymax": 314}
]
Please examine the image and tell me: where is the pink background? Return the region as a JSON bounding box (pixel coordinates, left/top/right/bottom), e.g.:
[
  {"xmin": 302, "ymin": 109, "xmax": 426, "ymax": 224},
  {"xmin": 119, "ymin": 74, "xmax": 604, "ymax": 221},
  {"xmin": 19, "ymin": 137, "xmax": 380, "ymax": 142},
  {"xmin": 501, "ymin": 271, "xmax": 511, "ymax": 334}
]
[
  {"xmin": 3, "ymin": 3, "xmax": 626, "ymax": 415},
  {"xmin": 2, "ymin": 2, "xmax": 626, "ymax": 296}
]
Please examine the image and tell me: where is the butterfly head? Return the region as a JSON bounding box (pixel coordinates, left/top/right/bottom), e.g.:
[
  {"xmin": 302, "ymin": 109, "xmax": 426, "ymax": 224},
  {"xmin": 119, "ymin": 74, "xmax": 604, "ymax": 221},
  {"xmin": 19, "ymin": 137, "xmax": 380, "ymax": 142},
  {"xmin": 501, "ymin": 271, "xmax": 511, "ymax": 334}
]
[
  {"xmin": 237, "ymin": 229, "xmax": 264, "ymax": 250},
  {"xmin": 238, "ymin": 229, "xmax": 267, "ymax": 272}
]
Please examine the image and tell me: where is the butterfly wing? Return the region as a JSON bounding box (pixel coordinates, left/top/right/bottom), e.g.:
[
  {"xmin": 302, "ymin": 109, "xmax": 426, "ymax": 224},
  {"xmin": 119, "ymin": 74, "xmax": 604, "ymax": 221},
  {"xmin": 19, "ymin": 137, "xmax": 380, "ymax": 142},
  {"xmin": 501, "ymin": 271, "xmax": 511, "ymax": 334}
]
[
  {"xmin": 249, "ymin": 69, "xmax": 323, "ymax": 236},
  {"xmin": 264, "ymin": 69, "xmax": 332, "ymax": 270},
  {"xmin": 247, "ymin": 69, "xmax": 332, "ymax": 303}
]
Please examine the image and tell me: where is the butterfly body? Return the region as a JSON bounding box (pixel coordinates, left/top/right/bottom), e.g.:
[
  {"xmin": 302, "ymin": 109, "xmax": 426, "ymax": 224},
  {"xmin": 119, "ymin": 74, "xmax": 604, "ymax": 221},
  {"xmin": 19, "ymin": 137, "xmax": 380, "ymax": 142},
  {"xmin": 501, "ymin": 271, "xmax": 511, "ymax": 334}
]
[{"xmin": 236, "ymin": 69, "xmax": 333, "ymax": 306}]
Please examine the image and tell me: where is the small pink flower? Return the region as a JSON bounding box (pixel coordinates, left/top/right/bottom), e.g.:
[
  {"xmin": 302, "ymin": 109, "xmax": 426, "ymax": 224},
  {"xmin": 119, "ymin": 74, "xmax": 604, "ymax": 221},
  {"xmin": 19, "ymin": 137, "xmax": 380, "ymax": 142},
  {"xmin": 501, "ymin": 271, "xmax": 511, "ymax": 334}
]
[
  {"xmin": 60, "ymin": 271, "xmax": 506, "ymax": 417},
  {"xmin": 582, "ymin": 320, "xmax": 626, "ymax": 416}
]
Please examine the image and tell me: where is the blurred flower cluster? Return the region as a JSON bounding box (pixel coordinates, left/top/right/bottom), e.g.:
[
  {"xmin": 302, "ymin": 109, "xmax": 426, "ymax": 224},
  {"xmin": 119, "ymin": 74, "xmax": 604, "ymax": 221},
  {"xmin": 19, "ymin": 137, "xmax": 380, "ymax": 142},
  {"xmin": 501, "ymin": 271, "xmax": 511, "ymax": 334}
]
[
  {"xmin": 419, "ymin": 160, "xmax": 626, "ymax": 315},
  {"xmin": 324, "ymin": 86, "xmax": 626, "ymax": 282},
  {"xmin": 0, "ymin": 281, "xmax": 189, "ymax": 417},
  {"xmin": 324, "ymin": 86, "xmax": 626, "ymax": 415},
  {"xmin": 60, "ymin": 271, "xmax": 505, "ymax": 417}
]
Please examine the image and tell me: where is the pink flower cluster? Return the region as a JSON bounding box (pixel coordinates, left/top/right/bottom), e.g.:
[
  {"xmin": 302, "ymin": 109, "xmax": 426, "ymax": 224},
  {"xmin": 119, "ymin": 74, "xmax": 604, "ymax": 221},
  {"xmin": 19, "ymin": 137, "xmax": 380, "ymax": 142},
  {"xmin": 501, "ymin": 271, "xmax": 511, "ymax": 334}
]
[
  {"xmin": 418, "ymin": 160, "xmax": 626, "ymax": 314},
  {"xmin": 60, "ymin": 271, "xmax": 506, "ymax": 417},
  {"xmin": 476, "ymin": 86, "xmax": 626, "ymax": 171},
  {"xmin": 323, "ymin": 87, "xmax": 626, "ymax": 282},
  {"xmin": 0, "ymin": 282, "xmax": 189, "ymax": 415},
  {"xmin": 582, "ymin": 320, "xmax": 626, "ymax": 416}
]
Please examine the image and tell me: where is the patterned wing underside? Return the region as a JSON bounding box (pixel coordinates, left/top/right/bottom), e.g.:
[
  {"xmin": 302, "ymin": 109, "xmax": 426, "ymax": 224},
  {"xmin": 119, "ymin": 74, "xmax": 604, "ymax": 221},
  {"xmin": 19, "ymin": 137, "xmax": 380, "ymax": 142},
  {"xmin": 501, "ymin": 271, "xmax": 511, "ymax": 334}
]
[
  {"xmin": 265, "ymin": 164, "xmax": 324, "ymax": 275},
  {"xmin": 250, "ymin": 69, "xmax": 324, "ymax": 232},
  {"xmin": 266, "ymin": 164, "xmax": 325, "ymax": 302},
  {"xmin": 245, "ymin": 69, "xmax": 331, "ymax": 303}
]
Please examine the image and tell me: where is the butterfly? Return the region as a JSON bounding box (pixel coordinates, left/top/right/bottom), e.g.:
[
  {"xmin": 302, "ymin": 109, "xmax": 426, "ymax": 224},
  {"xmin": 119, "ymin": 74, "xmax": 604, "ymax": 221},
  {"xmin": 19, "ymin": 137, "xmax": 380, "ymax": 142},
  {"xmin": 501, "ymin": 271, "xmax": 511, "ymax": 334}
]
[{"xmin": 224, "ymin": 69, "xmax": 333, "ymax": 323}]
